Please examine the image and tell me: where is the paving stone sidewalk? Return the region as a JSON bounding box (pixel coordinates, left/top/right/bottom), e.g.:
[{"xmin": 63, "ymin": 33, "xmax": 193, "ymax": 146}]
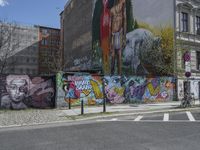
[{"xmin": 0, "ymin": 101, "xmax": 199, "ymax": 128}]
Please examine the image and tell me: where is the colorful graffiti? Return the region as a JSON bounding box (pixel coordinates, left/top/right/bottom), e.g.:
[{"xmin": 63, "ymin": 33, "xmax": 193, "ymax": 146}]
[
  {"xmin": 0, "ymin": 75, "xmax": 55, "ymax": 110},
  {"xmin": 104, "ymin": 76, "xmax": 174, "ymax": 103},
  {"xmin": 62, "ymin": 75, "xmax": 104, "ymax": 106},
  {"xmin": 142, "ymin": 77, "xmax": 174, "ymax": 102},
  {"xmin": 104, "ymin": 76, "xmax": 125, "ymax": 103},
  {"xmin": 56, "ymin": 73, "xmax": 174, "ymax": 107}
]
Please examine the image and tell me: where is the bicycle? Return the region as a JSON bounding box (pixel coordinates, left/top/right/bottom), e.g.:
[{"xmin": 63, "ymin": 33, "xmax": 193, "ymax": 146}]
[{"xmin": 180, "ymin": 93, "xmax": 193, "ymax": 108}]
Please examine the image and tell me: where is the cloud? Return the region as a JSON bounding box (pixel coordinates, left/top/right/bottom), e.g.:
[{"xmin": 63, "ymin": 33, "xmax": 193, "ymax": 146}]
[{"xmin": 0, "ymin": 0, "xmax": 8, "ymax": 7}]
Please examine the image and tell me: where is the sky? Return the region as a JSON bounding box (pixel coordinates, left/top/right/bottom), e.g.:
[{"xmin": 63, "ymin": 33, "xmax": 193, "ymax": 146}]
[{"xmin": 0, "ymin": 0, "xmax": 68, "ymax": 28}]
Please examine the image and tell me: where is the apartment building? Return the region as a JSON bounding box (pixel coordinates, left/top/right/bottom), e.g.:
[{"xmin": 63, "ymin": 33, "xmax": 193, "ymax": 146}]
[
  {"xmin": 175, "ymin": 0, "xmax": 200, "ymax": 100},
  {"xmin": 0, "ymin": 24, "xmax": 39, "ymax": 75},
  {"xmin": 0, "ymin": 23, "xmax": 61, "ymax": 75},
  {"xmin": 38, "ymin": 26, "xmax": 60, "ymax": 75}
]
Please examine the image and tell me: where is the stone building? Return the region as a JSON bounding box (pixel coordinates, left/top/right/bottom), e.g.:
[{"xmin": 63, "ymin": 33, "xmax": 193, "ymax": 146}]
[
  {"xmin": 1, "ymin": 24, "xmax": 39, "ymax": 75},
  {"xmin": 175, "ymin": 0, "xmax": 200, "ymax": 100},
  {"xmin": 0, "ymin": 23, "xmax": 61, "ymax": 75},
  {"xmin": 38, "ymin": 26, "xmax": 60, "ymax": 75}
]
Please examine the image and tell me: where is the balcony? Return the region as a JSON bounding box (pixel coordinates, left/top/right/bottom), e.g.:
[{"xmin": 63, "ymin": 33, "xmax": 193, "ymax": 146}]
[{"xmin": 176, "ymin": 32, "xmax": 200, "ymax": 44}]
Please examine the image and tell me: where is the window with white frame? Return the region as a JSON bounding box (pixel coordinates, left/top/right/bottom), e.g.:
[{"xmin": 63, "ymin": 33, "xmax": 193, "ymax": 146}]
[
  {"xmin": 197, "ymin": 51, "xmax": 200, "ymax": 70},
  {"xmin": 181, "ymin": 12, "xmax": 189, "ymax": 32},
  {"xmin": 196, "ymin": 16, "xmax": 200, "ymax": 35}
]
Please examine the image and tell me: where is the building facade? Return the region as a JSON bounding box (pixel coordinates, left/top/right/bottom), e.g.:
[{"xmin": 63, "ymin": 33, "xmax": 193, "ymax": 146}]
[
  {"xmin": 60, "ymin": 0, "xmax": 93, "ymax": 72},
  {"xmin": 38, "ymin": 26, "xmax": 60, "ymax": 75},
  {"xmin": 2, "ymin": 24, "xmax": 39, "ymax": 75},
  {"xmin": 0, "ymin": 23, "xmax": 61, "ymax": 76},
  {"xmin": 175, "ymin": 0, "xmax": 200, "ymax": 100}
]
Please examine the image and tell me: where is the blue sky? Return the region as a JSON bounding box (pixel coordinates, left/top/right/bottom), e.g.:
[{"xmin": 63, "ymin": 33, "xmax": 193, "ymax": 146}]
[{"xmin": 0, "ymin": 0, "xmax": 68, "ymax": 28}]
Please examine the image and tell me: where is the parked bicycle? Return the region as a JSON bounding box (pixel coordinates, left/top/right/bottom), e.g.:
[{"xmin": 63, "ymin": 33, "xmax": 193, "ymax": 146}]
[{"xmin": 180, "ymin": 92, "xmax": 194, "ymax": 108}]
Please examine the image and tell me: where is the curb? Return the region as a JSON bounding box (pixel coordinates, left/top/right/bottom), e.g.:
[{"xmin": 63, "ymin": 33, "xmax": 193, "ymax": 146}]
[
  {"xmin": 75, "ymin": 107, "xmax": 200, "ymax": 121},
  {"xmin": 0, "ymin": 106, "xmax": 199, "ymax": 129}
]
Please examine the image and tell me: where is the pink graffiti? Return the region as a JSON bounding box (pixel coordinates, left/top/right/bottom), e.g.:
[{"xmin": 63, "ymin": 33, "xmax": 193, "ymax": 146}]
[
  {"xmin": 105, "ymin": 86, "xmax": 125, "ymax": 104},
  {"xmin": 29, "ymin": 80, "xmax": 54, "ymax": 96}
]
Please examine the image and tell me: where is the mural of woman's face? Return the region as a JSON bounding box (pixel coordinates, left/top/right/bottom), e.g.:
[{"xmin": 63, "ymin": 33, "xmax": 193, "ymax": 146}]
[
  {"xmin": 103, "ymin": 0, "xmax": 108, "ymax": 6},
  {"xmin": 6, "ymin": 79, "xmax": 28, "ymax": 103}
]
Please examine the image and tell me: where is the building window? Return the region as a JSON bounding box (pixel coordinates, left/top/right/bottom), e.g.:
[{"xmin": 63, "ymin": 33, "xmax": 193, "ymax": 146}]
[
  {"xmin": 181, "ymin": 12, "xmax": 189, "ymax": 32},
  {"xmin": 42, "ymin": 29, "xmax": 48, "ymax": 34},
  {"xmin": 41, "ymin": 39, "xmax": 48, "ymax": 45},
  {"xmin": 197, "ymin": 51, "xmax": 200, "ymax": 70},
  {"xmin": 196, "ymin": 16, "xmax": 200, "ymax": 35}
]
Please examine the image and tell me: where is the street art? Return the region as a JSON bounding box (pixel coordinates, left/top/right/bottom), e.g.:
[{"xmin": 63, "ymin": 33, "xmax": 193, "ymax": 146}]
[
  {"xmin": 0, "ymin": 75, "xmax": 55, "ymax": 110},
  {"xmin": 55, "ymin": 74, "xmax": 175, "ymax": 107},
  {"xmin": 123, "ymin": 76, "xmax": 146, "ymax": 102},
  {"xmin": 92, "ymin": 0, "xmax": 174, "ymax": 76},
  {"xmin": 92, "ymin": 0, "xmax": 132, "ymax": 75},
  {"xmin": 178, "ymin": 80, "xmax": 184, "ymax": 100},
  {"xmin": 104, "ymin": 76, "xmax": 125, "ymax": 103},
  {"xmin": 62, "ymin": 75, "xmax": 104, "ymax": 106},
  {"xmin": 124, "ymin": 76, "xmax": 174, "ymax": 103},
  {"xmin": 104, "ymin": 76, "xmax": 174, "ymax": 103},
  {"xmin": 142, "ymin": 77, "xmax": 174, "ymax": 102},
  {"xmin": 123, "ymin": 29, "xmax": 162, "ymax": 75},
  {"xmin": 190, "ymin": 80, "xmax": 199, "ymax": 100}
]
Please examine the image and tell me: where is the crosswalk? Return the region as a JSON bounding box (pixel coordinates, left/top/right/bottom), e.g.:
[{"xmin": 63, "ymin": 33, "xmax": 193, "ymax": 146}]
[{"xmin": 97, "ymin": 111, "xmax": 200, "ymax": 122}]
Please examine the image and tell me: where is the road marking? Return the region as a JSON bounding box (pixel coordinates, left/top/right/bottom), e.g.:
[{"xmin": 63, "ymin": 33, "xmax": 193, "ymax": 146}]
[
  {"xmin": 134, "ymin": 115, "xmax": 143, "ymax": 121},
  {"xmin": 111, "ymin": 118, "xmax": 118, "ymax": 121},
  {"xmin": 186, "ymin": 111, "xmax": 196, "ymax": 121},
  {"xmin": 163, "ymin": 113, "xmax": 169, "ymax": 121}
]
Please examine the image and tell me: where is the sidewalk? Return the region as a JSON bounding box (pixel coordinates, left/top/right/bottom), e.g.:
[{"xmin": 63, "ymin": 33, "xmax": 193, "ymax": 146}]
[{"xmin": 0, "ymin": 101, "xmax": 199, "ymax": 128}]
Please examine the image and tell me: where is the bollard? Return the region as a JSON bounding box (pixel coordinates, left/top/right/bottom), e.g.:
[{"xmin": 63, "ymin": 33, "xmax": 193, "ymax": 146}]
[
  {"xmin": 103, "ymin": 97, "xmax": 106, "ymax": 113},
  {"xmin": 68, "ymin": 98, "xmax": 71, "ymax": 109},
  {"xmin": 81, "ymin": 100, "xmax": 84, "ymax": 115}
]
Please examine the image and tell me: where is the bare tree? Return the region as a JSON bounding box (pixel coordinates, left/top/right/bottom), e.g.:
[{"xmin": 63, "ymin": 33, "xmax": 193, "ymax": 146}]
[
  {"xmin": 0, "ymin": 20, "xmax": 19, "ymax": 74},
  {"xmin": 47, "ymin": 48, "xmax": 63, "ymax": 74}
]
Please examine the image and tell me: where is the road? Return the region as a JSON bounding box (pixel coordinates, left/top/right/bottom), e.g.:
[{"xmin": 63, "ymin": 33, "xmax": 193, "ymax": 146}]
[{"xmin": 0, "ymin": 110, "xmax": 200, "ymax": 150}]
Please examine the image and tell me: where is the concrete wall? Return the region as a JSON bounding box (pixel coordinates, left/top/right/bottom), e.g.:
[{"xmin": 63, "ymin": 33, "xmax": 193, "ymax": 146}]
[
  {"xmin": 62, "ymin": 0, "xmax": 93, "ymax": 71},
  {"xmin": 0, "ymin": 75, "xmax": 55, "ymax": 110},
  {"xmin": 56, "ymin": 72, "xmax": 175, "ymax": 107}
]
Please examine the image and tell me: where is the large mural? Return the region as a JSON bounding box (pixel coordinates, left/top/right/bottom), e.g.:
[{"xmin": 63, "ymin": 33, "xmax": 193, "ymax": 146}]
[
  {"xmin": 92, "ymin": 0, "xmax": 174, "ymax": 76},
  {"xmin": 56, "ymin": 73, "xmax": 175, "ymax": 107},
  {"xmin": 0, "ymin": 75, "xmax": 55, "ymax": 110}
]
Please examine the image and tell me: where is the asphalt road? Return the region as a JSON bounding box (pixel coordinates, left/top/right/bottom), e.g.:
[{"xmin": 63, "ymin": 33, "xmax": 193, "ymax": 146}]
[{"xmin": 0, "ymin": 110, "xmax": 200, "ymax": 150}]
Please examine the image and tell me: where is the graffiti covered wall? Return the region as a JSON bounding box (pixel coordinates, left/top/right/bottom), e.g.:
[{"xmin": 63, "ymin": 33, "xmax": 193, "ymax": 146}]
[
  {"xmin": 56, "ymin": 73, "xmax": 104, "ymax": 106},
  {"xmin": 0, "ymin": 75, "xmax": 55, "ymax": 110},
  {"xmin": 104, "ymin": 76, "xmax": 174, "ymax": 103},
  {"xmin": 56, "ymin": 73, "xmax": 174, "ymax": 107}
]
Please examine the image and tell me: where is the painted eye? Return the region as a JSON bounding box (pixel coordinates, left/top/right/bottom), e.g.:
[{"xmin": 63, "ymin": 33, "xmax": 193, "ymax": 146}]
[
  {"xmin": 126, "ymin": 40, "xmax": 129, "ymax": 44},
  {"xmin": 9, "ymin": 85, "xmax": 16, "ymax": 90},
  {"xmin": 19, "ymin": 87, "xmax": 28, "ymax": 93}
]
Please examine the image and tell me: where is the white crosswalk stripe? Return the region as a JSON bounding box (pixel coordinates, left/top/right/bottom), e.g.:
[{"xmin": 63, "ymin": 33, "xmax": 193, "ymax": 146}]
[
  {"xmin": 186, "ymin": 111, "xmax": 196, "ymax": 121},
  {"xmin": 163, "ymin": 113, "xmax": 169, "ymax": 121},
  {"xmin": 134, "ymin": 115, "xmax": 143, "ymax": 121},
  {"xmin": 111, "ymin": 118, "xmax": 118, "ymax": 121}
]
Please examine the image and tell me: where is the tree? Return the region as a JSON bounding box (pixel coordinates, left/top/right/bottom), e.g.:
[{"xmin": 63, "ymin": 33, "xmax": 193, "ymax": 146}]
[
  {"xmin": 46, "ymin": 48, "xmax": 64, "ymax": 74},
  {"xmin": 138, "ymin": 22, "xmax": 174, "ymax": 75},
  {"xmin": 0, "ymin": 20, "xmax": 19, "ymax": 74}
]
